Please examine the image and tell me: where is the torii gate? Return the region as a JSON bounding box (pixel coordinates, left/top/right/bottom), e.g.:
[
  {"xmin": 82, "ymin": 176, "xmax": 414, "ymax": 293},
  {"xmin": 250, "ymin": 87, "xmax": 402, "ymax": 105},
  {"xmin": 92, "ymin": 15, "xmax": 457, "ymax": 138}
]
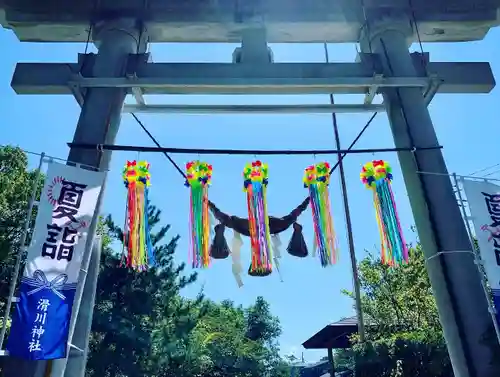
[{"xmin": 1, "ymin": 0, "xmax": 500, "ymax": 377}]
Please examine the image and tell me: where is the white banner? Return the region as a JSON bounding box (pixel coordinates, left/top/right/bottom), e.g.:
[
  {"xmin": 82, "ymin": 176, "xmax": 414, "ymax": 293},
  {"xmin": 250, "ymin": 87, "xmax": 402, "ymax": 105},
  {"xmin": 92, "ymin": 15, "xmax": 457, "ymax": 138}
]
[
  {"xmin": 462, "ymin": 179, "xmax": 500, "ymax": 291},
  {"xmin": 25, "ymin": 161, "xmax": 105, "ymax": 284},
  {"xmin": 7, "ymin": 161, "xmax": 105, "ymax": 360}
]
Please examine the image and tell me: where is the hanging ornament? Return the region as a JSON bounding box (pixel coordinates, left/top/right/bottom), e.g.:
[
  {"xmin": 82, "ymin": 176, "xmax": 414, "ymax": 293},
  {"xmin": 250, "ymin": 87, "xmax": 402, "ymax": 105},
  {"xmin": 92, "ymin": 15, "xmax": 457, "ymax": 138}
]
[
  {"xmin": 185, "ymin": 161, "xmax": 213, "ymax": 268},
  {"xmin": 122, "ymin": 160, "xmax": 155, "ymax": 271},
  {"xmin": 243, "ymin": 160, "xmax": 273, "ymax": 276},
  {"xmin": 360, "ymin": 160, "xmax": 409, "ymax": 266},
  {"xmin": 303, "ymin": 162, "xmax": 338, "ymax": 267}
]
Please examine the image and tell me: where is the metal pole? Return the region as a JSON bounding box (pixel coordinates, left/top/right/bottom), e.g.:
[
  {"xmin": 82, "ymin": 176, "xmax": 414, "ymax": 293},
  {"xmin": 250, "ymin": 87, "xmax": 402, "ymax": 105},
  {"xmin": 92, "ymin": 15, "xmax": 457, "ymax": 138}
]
[
  {"xmin": 64, "ymin": 237, "xmax": 102, "ymax": 377},
  {"xmin": 0, "ymin": 152, "xmax": 45, "ymax": 349},
  {"xmin": 66, "ymin": 143, "xmax": 441, "ymax": 156},
  {"xmin": 453, "ymin": 174, "xmax": 500, "ymax": 346},
  {"xmin": 121, "ymin": 103, "xmax": 386, "ymax": 114},
  {"xmin": 324, "ymin": 43, "xmax": 365, "ymax": 342},
  {"xmin": 2, "ymin": 18, "xmax": 146, "ymax": 377},
  {"xmin": 360, "ymin": 15, "xmax": 500, "ymax": 377}
]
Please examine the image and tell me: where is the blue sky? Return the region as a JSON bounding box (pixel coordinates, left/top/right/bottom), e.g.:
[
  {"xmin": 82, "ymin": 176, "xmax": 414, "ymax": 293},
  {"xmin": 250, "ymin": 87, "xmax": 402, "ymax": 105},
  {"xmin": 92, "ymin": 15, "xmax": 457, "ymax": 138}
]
[{"xmin": 1, "ymin": 26, "xmax": 500, "ymax": 362}]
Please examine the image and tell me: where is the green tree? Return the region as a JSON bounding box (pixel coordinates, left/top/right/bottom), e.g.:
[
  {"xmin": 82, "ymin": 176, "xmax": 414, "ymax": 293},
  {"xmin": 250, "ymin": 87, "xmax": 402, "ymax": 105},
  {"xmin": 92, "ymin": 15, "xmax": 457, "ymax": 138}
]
[
  {"xmin": 85, "ymin": 202, "xmax": 290, "ymax": 377},
  {"xmin": 344, "ymin": 244, "xmax": 442, "ymax": 342},
  {"xmin": 245, "ymin": 296, "xmax": 288, "ymax": 377},
  {"xmin": 0, "ymin": 146, "xmax": 44, "ymax": 323},
  {"xmin": 87, "ymin": 208, "xmax": 204, "ymax": 377},
  {"xmin": 340, "ymin": 244, "xmax": 453, "ymax": 377},
  {"xmin": 0, "ymin": 145, "xmax": 43, "ymax": 264},
  {"xmin": 188, "ymin": 297, "xmax": 289, "ymax": 377}
]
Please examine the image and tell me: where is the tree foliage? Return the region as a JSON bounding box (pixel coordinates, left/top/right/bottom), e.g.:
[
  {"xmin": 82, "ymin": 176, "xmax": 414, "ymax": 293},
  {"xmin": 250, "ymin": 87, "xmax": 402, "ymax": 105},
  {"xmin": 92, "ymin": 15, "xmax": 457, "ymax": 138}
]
[
  {"xmin": 339, "ymin": 244, "xmax": 453, "ymax": 377},
  {"xmin": 87, "ymin": 206, "xmax": 290, "ymax": 377},
  {"xmin": 86, "ymin": 209, "xmax": 203, "ymax": 377},
  {"xmin": 344, "ymin": 244, "xmax": 442, "ymax": 342},
  {"xmin": 0, "ymin": 146, "xmax": 44, "ymax": 261},
  {"xmin": 0, "ymin": 146, "xmax": 44, "ymax": 316}
]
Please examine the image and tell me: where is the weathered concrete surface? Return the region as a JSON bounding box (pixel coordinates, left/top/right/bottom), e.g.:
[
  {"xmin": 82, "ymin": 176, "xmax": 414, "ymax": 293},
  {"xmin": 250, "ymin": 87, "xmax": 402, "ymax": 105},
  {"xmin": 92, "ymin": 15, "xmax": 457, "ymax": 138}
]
[
  {"xmin": 0, "ymin": 0, "xmax": 500, "ymax": 43},
  {"xmin": 9, "ymin": 57, "xmax": 496, "ymax": 95}
]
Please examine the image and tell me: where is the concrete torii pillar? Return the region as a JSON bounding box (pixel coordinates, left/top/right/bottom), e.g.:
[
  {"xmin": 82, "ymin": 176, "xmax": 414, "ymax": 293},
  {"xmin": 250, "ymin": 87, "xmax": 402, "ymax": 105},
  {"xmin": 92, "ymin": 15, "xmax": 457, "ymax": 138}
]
[
  {"xmin": 360, "ymin": 14, "xmax": 500, "ymax": 377},
  {"xmin": 68, "ymin": 18, "xmax": 148, "ymax": 169},
  {"xmin": 2, "ymin": 17, "xmax": 147, "ymax": 377},
  {"xmin": 58, "ymin": 18, "xmax": 148, "ymax": 377}
]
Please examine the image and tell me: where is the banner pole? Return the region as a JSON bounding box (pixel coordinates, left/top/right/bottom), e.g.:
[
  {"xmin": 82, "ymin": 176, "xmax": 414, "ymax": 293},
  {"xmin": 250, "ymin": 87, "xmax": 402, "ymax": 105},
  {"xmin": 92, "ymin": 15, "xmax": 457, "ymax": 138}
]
[
  {"xmin": 453, "ymin": 174, "xmax": 478, "ymax": 245},
  {"xmin": 453, "ymin": 173, "xmax": 500, "ymax": 346},
  {"xmin": 0, "ymin": 152, "xmax": 45, "ymax": 350},
  {"xmin": 64, "ymin": 236, "xmax": 102, "ymax": 377}
]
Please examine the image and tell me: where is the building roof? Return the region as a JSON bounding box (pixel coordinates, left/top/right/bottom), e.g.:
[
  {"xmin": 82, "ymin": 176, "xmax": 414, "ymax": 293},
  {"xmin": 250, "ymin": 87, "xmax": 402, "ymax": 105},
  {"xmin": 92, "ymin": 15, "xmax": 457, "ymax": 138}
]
[{"xmin": 302, "ymin": 316, "xmax": 362, "ymax": 350}]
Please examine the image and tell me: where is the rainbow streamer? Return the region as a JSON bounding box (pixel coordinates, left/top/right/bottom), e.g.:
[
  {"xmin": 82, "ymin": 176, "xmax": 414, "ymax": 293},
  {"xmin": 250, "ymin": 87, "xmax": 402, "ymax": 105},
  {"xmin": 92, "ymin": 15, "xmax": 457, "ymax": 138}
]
[
  {"xmin": 122, "ymin": 160, "xmax": 155, "ymax": 271},
  {"xmin": 360, "ymin": 160, "xmax": 409, "ymax": 266},
  {"xmin": 243, "ymin": 161, "xmax": 273, "ymax": 275},
  {"xmin": 185, "ymin": 161, "xmax": 212, "ymax": 268},
  {"xmin": 303, "ymin": 162, "xmax": 338, "ymax": 267}
]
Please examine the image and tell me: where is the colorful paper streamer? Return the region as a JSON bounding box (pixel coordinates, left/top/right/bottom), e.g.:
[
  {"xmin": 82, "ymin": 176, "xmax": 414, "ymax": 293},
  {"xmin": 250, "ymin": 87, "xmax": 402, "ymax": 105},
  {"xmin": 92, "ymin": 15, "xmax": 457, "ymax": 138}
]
[
  {"xmin": 360, "ymin": 160, "xmax": 409, "ymax": 266},
  {"xmin": 243, "ymin": 161, "xmax": 273, "ymax": 276},
  {"xmin": 303, "ymin": 162, "xmax": 338, "ymax": 267},
  {"xmin": 185, "ymin": 160, "xmax": 212, "ymax": 268},
  {"xmin": 122, "ymin": 160, "xmax": 155, "ymax": 271}
]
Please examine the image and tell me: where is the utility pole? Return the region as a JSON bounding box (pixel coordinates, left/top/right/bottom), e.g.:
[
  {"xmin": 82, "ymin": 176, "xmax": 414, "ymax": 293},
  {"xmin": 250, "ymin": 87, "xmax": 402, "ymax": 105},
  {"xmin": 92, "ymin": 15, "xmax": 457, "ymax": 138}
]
[
  {"xmin": 360, "ymin": 13, "xmax": 500, "ymax": 377},
  {"xmin": 324, "ymin": 42, "xmax": 366, "ymax": 343}
]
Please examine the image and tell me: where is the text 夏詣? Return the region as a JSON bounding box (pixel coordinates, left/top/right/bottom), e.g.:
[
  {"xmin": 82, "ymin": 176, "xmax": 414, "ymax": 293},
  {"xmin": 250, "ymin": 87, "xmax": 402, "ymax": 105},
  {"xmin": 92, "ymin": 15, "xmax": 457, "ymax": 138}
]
[{"xmin": 41, "ymin": 179, "xmax": 87, "ymax": 262}]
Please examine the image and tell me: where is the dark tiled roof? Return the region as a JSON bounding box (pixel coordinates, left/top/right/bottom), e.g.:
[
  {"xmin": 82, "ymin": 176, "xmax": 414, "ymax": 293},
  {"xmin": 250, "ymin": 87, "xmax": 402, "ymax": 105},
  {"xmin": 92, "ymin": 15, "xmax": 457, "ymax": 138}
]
[
  {"xmin": 302, "ymin": 315, "xmax": 371, "ymax": 349},
  {"xmin": 330, "ymin": 316, "xmax": 358, "ymax": 327}
]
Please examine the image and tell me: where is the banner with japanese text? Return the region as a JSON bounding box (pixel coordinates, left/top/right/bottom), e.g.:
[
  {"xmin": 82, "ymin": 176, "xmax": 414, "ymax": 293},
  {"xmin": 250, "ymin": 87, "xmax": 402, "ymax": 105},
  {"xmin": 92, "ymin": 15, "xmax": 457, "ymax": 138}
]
[
  {"xmin": 7, "ymin": 161, "xmax": 105, "ymax": 360},
  {"xmin": 462, "ymin": 179, "xmax": 500, "ymax": 327}
]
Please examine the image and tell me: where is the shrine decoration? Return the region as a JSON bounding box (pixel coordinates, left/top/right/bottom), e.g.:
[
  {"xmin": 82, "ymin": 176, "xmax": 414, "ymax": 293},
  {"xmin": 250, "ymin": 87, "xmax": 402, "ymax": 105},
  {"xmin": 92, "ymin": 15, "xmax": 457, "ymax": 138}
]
[
  {"xmin": 122, "ymin": 160, "xmax": 155, "ymax": 271},
  {"xmin": 303, "ymin": 162, "xmax": 338, "ymax": 267},
  {"xmin": 185, "ymin": 160, "xmax": 212, "ymax": 268},
  {"xmin": 360, "ymin": 160, "xmax": 409, "ymax": 266},
  {"xmin": 243, "ymin": 161, "xmax": 273, "ymax": 276}
]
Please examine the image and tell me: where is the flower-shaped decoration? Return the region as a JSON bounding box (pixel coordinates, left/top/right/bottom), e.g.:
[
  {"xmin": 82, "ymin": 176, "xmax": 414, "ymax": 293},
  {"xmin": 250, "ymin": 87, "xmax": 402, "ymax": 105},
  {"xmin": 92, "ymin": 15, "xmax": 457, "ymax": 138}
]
[
  {"xmin": 360, "ymin": 160, "xmax": 393, "ymax": 189},
  {"xmin": 303, "ymin": 162, "xmax": 331, "ymax": 187},
  {"xmin": 243, "ymin": 160, "xmax": 269, "ymax": 190},
  {"xmin": 123, "ymin": 160, "xmax": 151, "ymax": 187},
  {"xmin": 185, "ymin": 161, "xmax": 213, "ymax": 188}
]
